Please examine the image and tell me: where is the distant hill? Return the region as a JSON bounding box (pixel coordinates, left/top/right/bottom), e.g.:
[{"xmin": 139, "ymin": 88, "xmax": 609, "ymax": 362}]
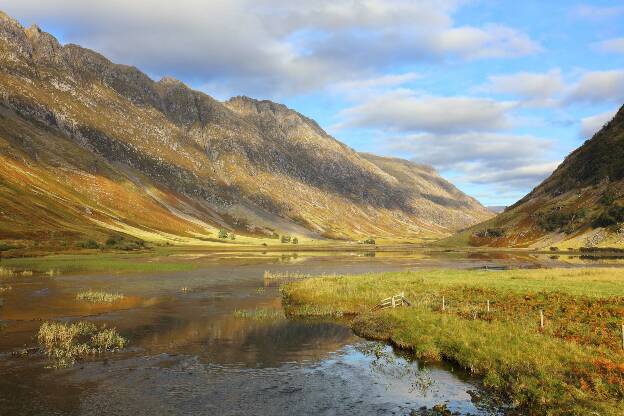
[
  {"xmin": 487, "ymin": 206, "xmax": 507, "ymax": 214},
  {"xmin": 449, "ymin": 104, "xmax": 624, "ymax": 249},
  {"xmin": 0, "ymin": 11, "xmax": 491, "ymax": 248}
]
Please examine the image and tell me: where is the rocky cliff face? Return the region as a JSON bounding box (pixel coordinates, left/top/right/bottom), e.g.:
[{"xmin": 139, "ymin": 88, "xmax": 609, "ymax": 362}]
[
  {"xmin": 0, "ymin": 11, "xmax": 491, "ymax": 245},
  {"xmin": 452, "ymin": 105, "xmax": 624, "ymax": 249}
]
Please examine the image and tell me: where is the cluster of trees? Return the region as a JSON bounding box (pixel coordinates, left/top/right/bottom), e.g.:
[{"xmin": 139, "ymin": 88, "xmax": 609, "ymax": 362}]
[
  {"xmin": 218, "ymin": 229, "xmax": 236, "ymax": 240},
  {"xmin": 593, "ymin": 205, "xmax": 624, "ymax": 229},
  {"xmin": 280, "ymin": 235, "xmax": 298, "ymax": 244},
  {"xmin": 537, "ymin": 209, "xmax": 586, "ymax": 234},
  {"xmin": 474, "ymin": 228, "xmax": 505, "ymax": 238}
]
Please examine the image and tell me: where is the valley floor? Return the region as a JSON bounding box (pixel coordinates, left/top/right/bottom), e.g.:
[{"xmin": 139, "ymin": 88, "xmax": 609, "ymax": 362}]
[{"xmin": 281, "ymin": 268, "xmax": 624, "ymax": 415}]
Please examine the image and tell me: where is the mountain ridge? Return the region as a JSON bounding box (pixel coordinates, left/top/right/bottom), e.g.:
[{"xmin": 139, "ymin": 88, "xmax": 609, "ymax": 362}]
[
  {"xmin": 0, "ymin": 11, "xmax": 491, "ymax": 247},
  {"xmin": 449, "ymin": 105, "xmax": 624, "ymax": 249}
]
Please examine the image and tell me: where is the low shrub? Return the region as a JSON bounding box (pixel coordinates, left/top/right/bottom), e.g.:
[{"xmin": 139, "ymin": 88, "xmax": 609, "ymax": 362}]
[
  {"xmin": 593, "ymin": 204, "xmax": 624, "ymax": 228},
  {"xmin": 474, "ymin": 228, "xmax": 505, "ymax": 238},
  {"xmin": 78, "ymin": 240, "xmax": 101, "ymax": 249}
]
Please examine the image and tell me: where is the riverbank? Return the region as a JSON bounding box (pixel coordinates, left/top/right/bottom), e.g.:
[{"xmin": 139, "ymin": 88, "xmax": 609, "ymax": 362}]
[{"xmin": 281, "ymin": 268, "xmax": 624, "ymax": 415}]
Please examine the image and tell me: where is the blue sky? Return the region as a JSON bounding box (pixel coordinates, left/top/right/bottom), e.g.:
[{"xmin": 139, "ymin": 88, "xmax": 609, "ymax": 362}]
[{"xmin": 4, "ymin": 1, "xmax": 624, "ymax": 206}]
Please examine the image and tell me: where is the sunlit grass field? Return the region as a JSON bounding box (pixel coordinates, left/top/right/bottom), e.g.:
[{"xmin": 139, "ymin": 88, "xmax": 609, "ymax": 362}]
[{"xmin": 282, "ymin": 268, "xmax": 624, "ymax": 415}]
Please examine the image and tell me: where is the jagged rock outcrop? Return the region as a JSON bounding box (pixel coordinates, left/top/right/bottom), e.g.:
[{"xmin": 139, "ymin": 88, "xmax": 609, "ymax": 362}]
[{"xmin": 0, "ymin": 11, "xmax": 491, "ymax": 245}]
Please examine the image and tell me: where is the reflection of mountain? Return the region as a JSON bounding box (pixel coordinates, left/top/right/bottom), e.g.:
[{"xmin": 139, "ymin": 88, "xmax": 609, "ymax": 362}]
[
  {"xmin": 135, "ymin": 314, "xmax": 355, "ymax": 367},
  {"xmin": 0, "ymin": 11, "xmax": 491, "ymax": 247}
]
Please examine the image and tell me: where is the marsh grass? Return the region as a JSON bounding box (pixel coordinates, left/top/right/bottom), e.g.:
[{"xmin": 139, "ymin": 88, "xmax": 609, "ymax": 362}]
[
  {"xmin": 0, "ymin": 267, "xmax": 14, "ymax": 277},
  {"xmin": 76, "ymin": 290, "xmax": 125, "ymax": 303},
  {"xmin": 282, "ymin": 268, "xmax": 624, "ymax": 415},
  {"xmin": 263, "ymin": 271, "xmax": 314, "ymax": 280},
  {"xmin": 37, "ymin": 321, "xmax": 127, "ymax": 368},
  {"xmin": 2, "ymin": 254, "xmax": 195, "ymax": 275},
  {"xmin": 233, "ymin": 307, "xmax": 284, "ymax": 320}
]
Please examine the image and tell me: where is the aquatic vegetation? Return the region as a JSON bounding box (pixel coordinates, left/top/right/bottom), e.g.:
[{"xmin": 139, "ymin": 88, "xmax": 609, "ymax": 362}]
[
  {"xmin": 20, "ymin": 270, "xmax": 33, "ymax": 277},
  {"xmin": 2, "ymin": 254, "xmax": 195, "ymax": 274},
  {"xmin": 76, "ymin": 290, "xmax": 124, "ymax": 303},
  {"xmin": 0, "ymin": 267, "xmax": 14, "ymax": 277},
  {"xmin": 263, "ymin": 271, "xmax": 338, "ymax": 281},
  {"xmin": 37, "ymin": 321, "xmax": 127, "ymax": 368},
  {"xmin": 233, "ymin": 308, "xmax": 284, "ymax": 320},
  {"xmin": 282, "ymin": 268, "xmax": 624, "ymax": 416}
]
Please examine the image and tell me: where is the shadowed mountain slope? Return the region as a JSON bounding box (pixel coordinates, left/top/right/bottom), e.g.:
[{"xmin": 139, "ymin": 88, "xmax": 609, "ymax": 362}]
[
  {"xmin": 449, "ymin": 105, "xmax": 624, "ymax": 249},
  {"xmin": 0, "ymin": 11, "xmax": 491, "ymax": 247}
]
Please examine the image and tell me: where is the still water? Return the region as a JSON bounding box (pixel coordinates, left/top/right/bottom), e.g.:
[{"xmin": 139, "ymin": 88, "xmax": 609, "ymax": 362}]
[{"xmin": 0, "ymin": 249, "xmax": 616, "ymax": 415}]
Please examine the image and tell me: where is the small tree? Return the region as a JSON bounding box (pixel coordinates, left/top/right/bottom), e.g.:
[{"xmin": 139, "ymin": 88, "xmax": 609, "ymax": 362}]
[
  {"xmin": 229, "ymin": 233, "xmax": 236, "ymax": 241},
  {"xmin": 218, "ymin": 229, "xmax": 229, "ymax": 239},
  {"xmin": 280, "ymin": 235, "xmax": 291, "ymax": 243},
  {"xmin": 292, "ymin": 237, "xmax": 298, "ymax": 244},
  {"xmin": 363, "ymin": 238, "xmax": 376, "ymax": 245}
]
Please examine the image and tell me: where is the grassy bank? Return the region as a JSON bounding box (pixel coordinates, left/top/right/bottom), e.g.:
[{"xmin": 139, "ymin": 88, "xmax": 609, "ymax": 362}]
[{"xmin": 281, "ymin": 268, "xmax": 624, "ymax": 415}]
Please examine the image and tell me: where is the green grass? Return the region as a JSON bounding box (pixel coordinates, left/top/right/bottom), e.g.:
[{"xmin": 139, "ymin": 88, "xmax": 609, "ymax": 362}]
[
  {"xmin": 0, "ymin": 266, "xmax": 14, "ymax": 277},
  {"xmin": 281, "ymin": 268, "xmax": 624, "ymax": 415},
  {"xmin": 233, "ymin": 307, "xmax": 284, "ymax": 320},
  {"xmin": 37, "ymin": 321, "xmax": 127, "ymax": 368},
  {"xmin": 1, "ymin": 253, "xmax": 196, "ymax": 274},
  {"xmin": 76, "ymin": 290, "xmax": 124, "ymax": 303}
]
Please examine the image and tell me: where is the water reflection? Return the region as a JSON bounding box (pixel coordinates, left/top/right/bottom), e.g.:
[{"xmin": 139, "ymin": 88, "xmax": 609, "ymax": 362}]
[{"xmin": 2, "ymin": 249, "xmax": 624, "ymax": 415}]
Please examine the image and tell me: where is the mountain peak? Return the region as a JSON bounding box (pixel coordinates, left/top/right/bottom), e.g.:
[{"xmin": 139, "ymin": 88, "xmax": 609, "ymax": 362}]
[{"xmin": 158, "ymin": 76, "xmax": 185, "ymax": 87}]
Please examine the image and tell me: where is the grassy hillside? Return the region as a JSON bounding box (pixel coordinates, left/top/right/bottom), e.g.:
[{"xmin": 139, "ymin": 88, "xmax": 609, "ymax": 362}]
[
  {"xmin": 0, "ymin": 11, "xmax": 491, "ymax": 249},
  {"xmin": 448, "ymin": 105, "xmax": 624, "ymax": 249}
]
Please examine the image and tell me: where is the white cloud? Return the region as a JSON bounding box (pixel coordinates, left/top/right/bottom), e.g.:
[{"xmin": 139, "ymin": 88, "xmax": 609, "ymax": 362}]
[
  {"xmin": 483, "ymin": 69, "xmax": 564, "ymax": 103},
  {"xmin": 579, "ymin": 109, "xmax": 618, "ymax": 138},
  {"xmin": 566, "ymin": 70, "xmax": 624, "ymax": 104},
  {"xmin": 381, "ymin": 132, "xmax": 557, "ymax": 190},
  {"xmin": 337, "ymin": 90, "xmax": 515, "ymax": 133},
  {"xmin": 433, "ymin": 25, "xmax": 541, "ymax": 59},
  {"xmin": 332, "ymin": 72, "xmax": 422, "ymax": 92},
  {"xmin": 1, "ymin": 0, "xmax": 541, "ymax": 96},
  {"xmin": 572, "ymin": 5, "xmax": 624, "ymax": 20},
  {"xmin": 593, "ymin": 37, "xmax": 624, "ymax": 54},
  {"xmin": 465, "ymin": 161, "xmax": 560, "ymax": 187}
]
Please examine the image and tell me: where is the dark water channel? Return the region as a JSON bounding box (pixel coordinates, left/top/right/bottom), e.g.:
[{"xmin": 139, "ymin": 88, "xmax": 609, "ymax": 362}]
[{"xmin": 0, "ymin": 249, "xmax": 617, "ymax": 415}]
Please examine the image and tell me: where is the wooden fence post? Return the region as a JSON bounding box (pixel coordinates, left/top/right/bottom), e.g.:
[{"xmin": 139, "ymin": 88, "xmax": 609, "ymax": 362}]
[
  {"xmin": 487, "ymin": 300, "xmax": 490, "ymax": 312},
  {"xmin": 621, "ymin": 323, "xmax": 624, "ymax": 350},
  {"xmin": 540, "ymin": 310, "xmax": 544, "ymax": 329},
  {"xmin": 442, "ymin": 296, "xmax": 446, "ymax": 311}
]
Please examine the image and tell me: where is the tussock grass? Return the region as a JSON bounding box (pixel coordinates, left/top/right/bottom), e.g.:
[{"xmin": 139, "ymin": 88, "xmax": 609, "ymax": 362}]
[
  {"xmin": 282, "ymin": 268, "xmax": 624, "ymax": 415},
  {"xmin": 76, "ymin": 290, "xmax": 124, "ymax": 303},
  {"xmin": 0, "ymin": 267, "xmax": 14, "ymax": 277},
  {"xmin": 263, "ymin": 271, "xmax": 314, "ymax": 280},
  {"xmin": 37, "ymin": 321, "xmax": 127, "ymax": 368},
  {"xmin": 233, "ymin": 307, "xmax": 284, "ymax": 320}
]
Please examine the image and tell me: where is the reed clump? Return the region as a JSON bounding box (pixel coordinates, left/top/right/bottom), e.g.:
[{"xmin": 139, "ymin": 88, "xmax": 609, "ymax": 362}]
[
  {"xmin": 233, "ymin": 308, "xmax": 284, "ymax": 320},
  {"xmin": 76, "ymin": 290, "xmax": 124, "ymax": 303},
  {"xmin": 38, "ymin": 321, "xmax": 127, "ymax": 368}
]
